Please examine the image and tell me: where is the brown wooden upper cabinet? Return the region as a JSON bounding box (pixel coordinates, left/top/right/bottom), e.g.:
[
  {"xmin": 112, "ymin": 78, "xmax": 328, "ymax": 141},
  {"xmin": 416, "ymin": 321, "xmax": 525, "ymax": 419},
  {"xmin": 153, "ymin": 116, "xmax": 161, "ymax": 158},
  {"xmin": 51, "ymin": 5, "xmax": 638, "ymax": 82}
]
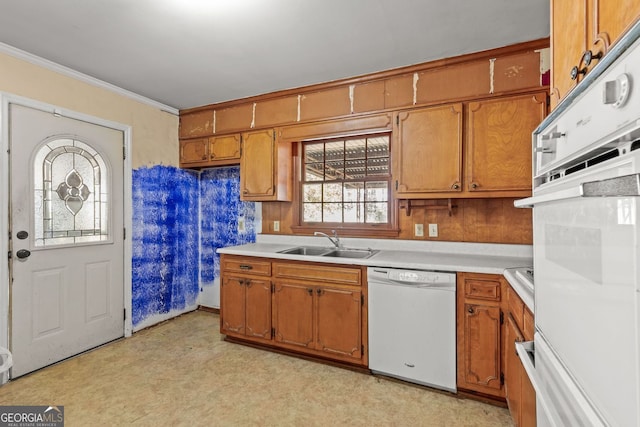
[
  {"xmin": 240, "ymin": 129, "xmax": 292, "ymax": 202},
  {"xmin": 550, "ymin": 0, "xmax": 640, "ymax": 109},
  {"xmin": 393, "ymin": 92, "xmax": 546, "ymax": 199},
  {"xmin": 393, "ymin": 103, "xmax": 463, "ymax": 198},
  {"xmin": 179, "ymin": 134, "xmax": 241, "ymax": 167},
  {"xmin": 466, "ymin": 92, "xmax": 547, "ymax": 194}
]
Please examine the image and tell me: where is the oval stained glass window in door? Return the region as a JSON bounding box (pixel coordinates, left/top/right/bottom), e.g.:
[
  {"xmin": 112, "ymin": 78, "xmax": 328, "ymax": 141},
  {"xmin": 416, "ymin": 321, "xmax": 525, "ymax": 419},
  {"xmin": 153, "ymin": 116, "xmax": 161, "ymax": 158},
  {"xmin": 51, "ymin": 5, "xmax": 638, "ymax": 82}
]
[{"xmin": 33, "ymin": 138, "xmax": 109, "ymax": 247}]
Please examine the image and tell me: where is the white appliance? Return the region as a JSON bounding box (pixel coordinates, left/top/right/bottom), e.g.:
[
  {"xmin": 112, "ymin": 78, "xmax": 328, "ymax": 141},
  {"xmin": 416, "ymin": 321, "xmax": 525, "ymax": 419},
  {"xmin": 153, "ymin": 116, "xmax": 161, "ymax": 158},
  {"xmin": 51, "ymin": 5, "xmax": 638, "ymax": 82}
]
[
  {"xmin": 367, "ymin": 267, "xmax": 456, "ymax": 392},
  {"xmin": 515, "ymin": 19, "xmax": 640, "ymax": 426}
]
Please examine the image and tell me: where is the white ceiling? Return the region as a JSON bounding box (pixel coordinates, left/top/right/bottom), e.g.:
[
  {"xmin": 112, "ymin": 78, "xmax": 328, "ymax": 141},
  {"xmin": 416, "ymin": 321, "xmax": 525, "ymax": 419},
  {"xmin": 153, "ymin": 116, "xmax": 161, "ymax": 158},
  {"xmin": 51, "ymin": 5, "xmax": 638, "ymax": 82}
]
[{"xmin": 0, "ymin": 0, "xmax": 550, "ymax": 111}]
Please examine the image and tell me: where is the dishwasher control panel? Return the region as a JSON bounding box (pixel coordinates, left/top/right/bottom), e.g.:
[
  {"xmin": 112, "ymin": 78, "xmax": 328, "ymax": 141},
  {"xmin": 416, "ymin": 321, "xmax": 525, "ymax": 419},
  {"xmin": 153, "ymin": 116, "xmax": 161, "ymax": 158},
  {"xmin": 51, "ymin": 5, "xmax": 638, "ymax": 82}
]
[{"xmin": 369, "ymin": 267, "xmax": 456, "ymax": 285}]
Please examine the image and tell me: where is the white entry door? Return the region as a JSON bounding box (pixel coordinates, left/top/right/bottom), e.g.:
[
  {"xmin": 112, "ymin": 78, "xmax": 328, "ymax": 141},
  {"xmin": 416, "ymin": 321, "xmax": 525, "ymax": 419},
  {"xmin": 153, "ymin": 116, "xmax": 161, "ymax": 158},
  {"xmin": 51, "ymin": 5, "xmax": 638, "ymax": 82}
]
[{"xmin": 9, "ymin": 103, "xmax": 124, "ymax": 377}]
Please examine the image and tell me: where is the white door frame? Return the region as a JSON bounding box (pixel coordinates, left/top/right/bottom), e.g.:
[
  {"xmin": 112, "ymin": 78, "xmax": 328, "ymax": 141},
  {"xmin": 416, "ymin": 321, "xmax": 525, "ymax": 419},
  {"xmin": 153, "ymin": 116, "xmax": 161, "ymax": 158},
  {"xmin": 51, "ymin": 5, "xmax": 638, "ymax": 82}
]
[{"xmin": 0, "ymin": 93, "xmax": 133, "ymax": 378}]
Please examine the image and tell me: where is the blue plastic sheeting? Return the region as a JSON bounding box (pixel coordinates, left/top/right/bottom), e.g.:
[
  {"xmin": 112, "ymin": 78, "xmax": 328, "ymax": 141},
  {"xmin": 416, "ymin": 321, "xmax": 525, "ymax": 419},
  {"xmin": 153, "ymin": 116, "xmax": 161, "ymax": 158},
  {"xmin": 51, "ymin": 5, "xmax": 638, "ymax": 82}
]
[
  {"xmin": 200, "ymin": 166, "xmax": 256, "ymax": 287},
  {"xmin": 131, "ymin": 165, "xmax": 199, "ymax": 326}
]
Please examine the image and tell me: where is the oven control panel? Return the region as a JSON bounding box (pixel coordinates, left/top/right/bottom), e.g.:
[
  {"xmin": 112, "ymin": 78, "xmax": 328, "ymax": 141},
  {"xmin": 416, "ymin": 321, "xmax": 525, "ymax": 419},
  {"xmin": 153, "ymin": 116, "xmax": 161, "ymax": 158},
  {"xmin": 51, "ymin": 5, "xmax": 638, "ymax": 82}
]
[{"xmin": 535, "ymin": 31, "xmax": 640, "ymax": 185}]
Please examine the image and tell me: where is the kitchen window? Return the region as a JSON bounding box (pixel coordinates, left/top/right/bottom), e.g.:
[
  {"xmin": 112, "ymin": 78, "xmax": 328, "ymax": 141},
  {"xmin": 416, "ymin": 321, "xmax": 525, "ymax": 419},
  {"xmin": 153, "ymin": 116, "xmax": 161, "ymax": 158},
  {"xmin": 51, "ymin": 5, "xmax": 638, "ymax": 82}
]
[{"xmin": 298, "ymin": 133, "xmax": 395, "ymax": 234}]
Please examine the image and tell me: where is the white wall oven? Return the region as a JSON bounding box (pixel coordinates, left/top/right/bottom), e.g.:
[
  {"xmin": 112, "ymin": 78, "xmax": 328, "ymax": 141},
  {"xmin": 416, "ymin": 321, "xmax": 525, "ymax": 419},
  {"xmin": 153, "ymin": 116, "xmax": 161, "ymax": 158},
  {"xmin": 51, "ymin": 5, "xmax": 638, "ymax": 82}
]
[{"xmin": 515, "ymin": 19, "xmax": 640, "ymax": 426}]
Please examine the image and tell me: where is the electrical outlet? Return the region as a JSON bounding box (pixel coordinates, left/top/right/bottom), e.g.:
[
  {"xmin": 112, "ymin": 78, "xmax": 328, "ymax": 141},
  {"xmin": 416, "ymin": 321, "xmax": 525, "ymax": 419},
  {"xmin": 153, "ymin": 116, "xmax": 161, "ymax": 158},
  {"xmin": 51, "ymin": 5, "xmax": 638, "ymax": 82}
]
[
  {"xmin": 238, "ymin": 217, "xmax": 246, "ymax": 233},
  {"xmin": 273, "ymin": 220, "xmax": 280, "ymax": 232},
  {"xmin": 414, "ymin": 223, "xmax": 424, "ymax": 237},
  {"xmin": 428, "ymin": 223, "xmax": 438, "ymax": 237}
]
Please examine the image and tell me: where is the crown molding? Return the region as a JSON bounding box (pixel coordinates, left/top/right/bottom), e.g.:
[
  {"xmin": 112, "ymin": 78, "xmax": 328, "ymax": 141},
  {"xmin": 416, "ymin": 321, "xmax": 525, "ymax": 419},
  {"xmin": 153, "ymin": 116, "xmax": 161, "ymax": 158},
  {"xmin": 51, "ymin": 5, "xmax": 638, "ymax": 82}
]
[{"xmin": 0, "ymin": 42, "xmax": 179, "ymax": 116}]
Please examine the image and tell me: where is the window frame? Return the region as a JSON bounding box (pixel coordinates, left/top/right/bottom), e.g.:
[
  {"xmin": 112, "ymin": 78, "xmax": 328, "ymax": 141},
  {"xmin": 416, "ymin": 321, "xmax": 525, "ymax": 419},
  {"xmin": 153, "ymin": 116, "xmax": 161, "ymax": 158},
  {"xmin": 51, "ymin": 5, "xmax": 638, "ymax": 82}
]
[{"xmin": 291, "ymin": 131, "xmax": 399, "ymax": 237}]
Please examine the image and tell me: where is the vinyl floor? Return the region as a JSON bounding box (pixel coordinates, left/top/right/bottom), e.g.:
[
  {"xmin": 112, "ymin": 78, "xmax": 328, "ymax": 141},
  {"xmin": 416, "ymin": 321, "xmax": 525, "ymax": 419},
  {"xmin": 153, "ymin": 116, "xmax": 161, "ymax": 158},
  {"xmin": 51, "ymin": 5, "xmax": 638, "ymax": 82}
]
[{"xmin": 0, "ymin": 310, "xmax": 513, "ymax": 426}]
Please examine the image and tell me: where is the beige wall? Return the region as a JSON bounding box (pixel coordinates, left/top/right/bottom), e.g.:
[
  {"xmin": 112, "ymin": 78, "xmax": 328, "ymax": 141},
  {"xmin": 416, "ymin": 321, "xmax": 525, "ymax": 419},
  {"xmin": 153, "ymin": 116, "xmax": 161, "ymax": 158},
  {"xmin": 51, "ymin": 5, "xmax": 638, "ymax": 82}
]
[{"xmin": 0, "ymin": 51, "xmax": 178, "ymax": 168}]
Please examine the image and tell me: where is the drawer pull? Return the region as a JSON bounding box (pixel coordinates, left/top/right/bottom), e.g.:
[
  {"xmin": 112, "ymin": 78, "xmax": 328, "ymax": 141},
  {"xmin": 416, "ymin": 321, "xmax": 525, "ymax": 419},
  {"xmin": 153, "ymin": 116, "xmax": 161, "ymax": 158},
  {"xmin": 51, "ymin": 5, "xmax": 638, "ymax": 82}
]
[{"xmin": 239, "ymin": 264, "xmax": 253, "ymax": 270}]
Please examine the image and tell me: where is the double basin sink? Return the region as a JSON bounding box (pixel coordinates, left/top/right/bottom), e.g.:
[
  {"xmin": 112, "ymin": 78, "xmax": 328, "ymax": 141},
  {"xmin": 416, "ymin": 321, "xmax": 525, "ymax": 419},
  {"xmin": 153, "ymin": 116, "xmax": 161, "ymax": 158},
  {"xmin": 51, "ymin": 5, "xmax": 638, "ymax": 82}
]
[{"xmin": 278, "ymin": 245, "xmax": 378, "ymax": 259}]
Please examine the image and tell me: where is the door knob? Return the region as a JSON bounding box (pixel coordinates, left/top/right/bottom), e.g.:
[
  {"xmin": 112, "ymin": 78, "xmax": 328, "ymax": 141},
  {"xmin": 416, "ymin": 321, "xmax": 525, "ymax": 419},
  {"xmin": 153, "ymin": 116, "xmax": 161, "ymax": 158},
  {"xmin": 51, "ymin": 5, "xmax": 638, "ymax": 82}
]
[
  {"xmin": 16, "ymin": 249, "xmax": 31, "ymax": 259},
  {"xmin": 16, "ymin": 231, "xmax": 28, "ymax": 239}
]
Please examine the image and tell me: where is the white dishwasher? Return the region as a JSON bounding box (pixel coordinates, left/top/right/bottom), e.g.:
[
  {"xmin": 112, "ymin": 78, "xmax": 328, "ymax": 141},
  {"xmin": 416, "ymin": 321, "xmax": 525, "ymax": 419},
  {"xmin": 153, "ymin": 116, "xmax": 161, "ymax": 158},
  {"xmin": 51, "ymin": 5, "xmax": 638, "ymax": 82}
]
[{"xmin": 368, "ymin": 267, "xmax": 456, "ymax": 392}]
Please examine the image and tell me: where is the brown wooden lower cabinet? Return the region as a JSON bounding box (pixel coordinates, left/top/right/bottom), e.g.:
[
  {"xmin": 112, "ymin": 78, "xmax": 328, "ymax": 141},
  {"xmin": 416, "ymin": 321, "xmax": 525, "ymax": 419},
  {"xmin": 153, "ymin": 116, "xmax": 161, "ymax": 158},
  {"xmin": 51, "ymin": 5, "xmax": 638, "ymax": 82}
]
[
  {"xmin": 457, "ymin": 272, "xmax": 505, "ymax": 399},
  {"xmin": 505, "ymin": 285, "xmax": 536, "ymax": 426},
  {"xmin": 273, "ymin": 280, "xmax": 363, "ymax": 362},
  {"xmin": 220, "ymin": 254, "xmax": 367, "ymax": 367}
]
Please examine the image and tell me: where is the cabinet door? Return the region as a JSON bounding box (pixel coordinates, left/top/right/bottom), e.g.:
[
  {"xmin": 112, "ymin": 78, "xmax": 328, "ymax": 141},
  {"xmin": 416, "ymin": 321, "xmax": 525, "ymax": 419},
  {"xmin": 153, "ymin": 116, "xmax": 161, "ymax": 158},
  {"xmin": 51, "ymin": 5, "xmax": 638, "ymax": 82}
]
[
  {"xmin": 315, "ymin": 286, "xmax": 362, "ymax": 360},
  {"xmin": 466, "ymin": 93, "xmax": 546, "ymax": 193},
  {"xmin": 505, "ymin": 313, "xmax": 524, "ymax": 426},
  {"xmin": 220, "ymin": 276, "xmax": 246, "ymax": 335},
  {"xmin": 593, "ymin": 0, "xmax": 640, "ymax": 54},
  {"xmin": 551, "ymin": 0, "xmax": 588, "ymax": 109},
  {"xmin": 393, "ymin": 104, "xmax": 463, "ymax": 196},
  {"xmin": 244, "ymin": 278, "xmax": 272, "ymax": 340},
  {"xmin": 210, "ymin": 134, "xmax": 241, "ymax": 162},
  {"xmin": 459, "ymin": 303, "xmax": 503, "ymax": 395},
  {"xmin": 273, "ymin": 282, "xmax": 314, "ymax": 349},
  {"xmin": 240, "ymin": 129, "xmax": 275, "ymax": 199},
  {"xmin": 180, "ymin": 138, "xmax": 209, "ymax": 164}
]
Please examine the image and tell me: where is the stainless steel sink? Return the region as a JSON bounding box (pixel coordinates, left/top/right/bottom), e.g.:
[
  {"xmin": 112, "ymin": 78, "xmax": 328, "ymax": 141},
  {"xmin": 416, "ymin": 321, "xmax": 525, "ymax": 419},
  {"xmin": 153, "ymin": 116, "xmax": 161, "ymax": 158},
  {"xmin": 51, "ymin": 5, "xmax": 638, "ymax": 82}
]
[
  {"xmin": 278, "ymin": 246, "xmax": 378, "ymax": 259},
  {"xmin": 322, "ymin": 249, "xmax": 378, "ymax": 259},
  {"xmin": 278, "ymin": 246, "xmax": 334, "ymax": 256}
]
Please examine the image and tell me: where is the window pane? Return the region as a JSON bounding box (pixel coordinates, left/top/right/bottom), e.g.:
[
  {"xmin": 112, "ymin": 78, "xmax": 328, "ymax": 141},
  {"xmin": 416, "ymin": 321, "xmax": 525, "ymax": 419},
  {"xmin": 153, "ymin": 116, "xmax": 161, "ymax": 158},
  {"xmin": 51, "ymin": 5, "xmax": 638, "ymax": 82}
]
[
  {"xmin": 303, "ymin": 183, "xmax": 322, "ymax": 203},
  {"xmin": 344, "ymin": 182, "xmax": 364, "ymax": 202},
  {"xmin": 323, "ymin": 183, "xmax": 342, "ymax": 202},
  {"xmin": 304, "ymin": 143, "xmax": 324, "ymax": 163},
  {"xmin": 345, "ymin": 139, "xmax": 366, "ymax": 160},
  {"xmin": 325, "ymin": 161, "xmax": 344, "ymax": 180},
  {"xmin": 303, "ymin": 203, "xmax": 322, "ymax": 222},
  {"xmin": 345, "ymin": 160, "xmax": 366, "ymax": 179},
  {"xmin": 367, "ymin": 157, "xmax": 389, "ymax": 176},
  {"xmin": 304, "ymin": 163, "xmax": 324, "ymax": 181},
  {"xmin": 324, "ymin": 141, "xmax": 344, "ymax": 162},
  {"xmin": 366, "ymin": 181, "xmax": 389, "ymax": 202},
  {"xmin": 367, "ymin": 136, "xmax": 390, "ymax": 158},
  {"xmin": 323, "ymin": 203, "xmax": 342, "ymax": 222},
  {"xmin": 344, "ymin": 203, "xmax": 364, "ymax": 223},
  {"xmin": 366, "ymin": 202, "xmax": 388, "ymax": 223}
]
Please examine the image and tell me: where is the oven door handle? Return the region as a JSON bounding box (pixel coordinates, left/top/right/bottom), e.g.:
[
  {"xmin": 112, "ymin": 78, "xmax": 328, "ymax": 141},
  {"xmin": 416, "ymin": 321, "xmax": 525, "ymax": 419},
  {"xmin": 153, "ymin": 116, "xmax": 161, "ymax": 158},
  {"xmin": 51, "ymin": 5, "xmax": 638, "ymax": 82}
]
[
  {"xmin": 515, "ymin": 341, "xmax": 560, "ymax": 427},
  {"xmin": 515, "ymin": 173, "xmax": 640, "ymax": 207}
]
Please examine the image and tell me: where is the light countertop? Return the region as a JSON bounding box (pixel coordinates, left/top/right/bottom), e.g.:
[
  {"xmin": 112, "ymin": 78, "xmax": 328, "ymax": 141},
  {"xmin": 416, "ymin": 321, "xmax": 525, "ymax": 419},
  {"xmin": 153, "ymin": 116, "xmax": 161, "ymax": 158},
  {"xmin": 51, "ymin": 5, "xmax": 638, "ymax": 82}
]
[{"xmin": 217, "ymin": 235, "xmax": 533, "ymax": 276}]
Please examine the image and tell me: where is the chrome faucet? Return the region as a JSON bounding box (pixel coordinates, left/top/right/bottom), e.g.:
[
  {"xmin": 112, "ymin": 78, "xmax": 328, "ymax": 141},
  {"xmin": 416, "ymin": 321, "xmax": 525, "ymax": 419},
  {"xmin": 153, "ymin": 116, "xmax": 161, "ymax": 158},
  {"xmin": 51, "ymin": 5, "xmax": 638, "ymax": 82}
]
[{"xmin": 314, "ymin": 230, "xmax": 343, "ymax": 250}]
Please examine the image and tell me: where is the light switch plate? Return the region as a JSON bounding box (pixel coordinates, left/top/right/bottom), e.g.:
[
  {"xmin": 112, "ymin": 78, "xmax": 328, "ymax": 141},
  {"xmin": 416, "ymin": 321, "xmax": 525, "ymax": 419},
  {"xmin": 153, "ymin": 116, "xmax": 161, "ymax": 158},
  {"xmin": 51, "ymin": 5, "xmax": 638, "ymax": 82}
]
[
  {"xmin": 428, "ymin": 223, "xmax": 438, "ymax": 237},
  {"xmin": 414, "ymin": 223, "xmax": 424, "ymax": 237},
  {"xmin": 273, "ymin": 221, "xmax": 280, "ymax": 232}
]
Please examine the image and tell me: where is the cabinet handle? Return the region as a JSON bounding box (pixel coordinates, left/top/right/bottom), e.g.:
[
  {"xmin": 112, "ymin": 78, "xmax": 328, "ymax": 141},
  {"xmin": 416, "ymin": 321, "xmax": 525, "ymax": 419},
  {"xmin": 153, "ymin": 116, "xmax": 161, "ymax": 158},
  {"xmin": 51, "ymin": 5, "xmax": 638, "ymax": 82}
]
[
  {"xmin": 582, "ymin": 49, "xmax": 602, "ymax": 67},
  {"xmin": 243, "ymin": 190, "xmax": 248, "ymax": 195},
  {"xmin": 307, "ymin": 288, "xmax": 313, "ymax": 296},
  {"xmin": 245, "ymin": 279, "xmax": 252, "ymax": 288},
  {"xmin": 316, "ymin": 288, "xmax": 323, "ymax": 296},
  {"xmin": 451, "ymin": 183, "xmax": 460, "ymax": 190},
  {"xmin": 470, "ymin": 182, "xmax": 479, "ymax": 190},
  {"xmin": 467, "ymin": 306, "xmax": 474, "ymax": 314},
  {"xmin": 570, "ymin": 65, "xmax": 587, "ymax": 81},
  {"xmin": 239, "ymin": 264, "xmax": 253, "ymax": 270}
]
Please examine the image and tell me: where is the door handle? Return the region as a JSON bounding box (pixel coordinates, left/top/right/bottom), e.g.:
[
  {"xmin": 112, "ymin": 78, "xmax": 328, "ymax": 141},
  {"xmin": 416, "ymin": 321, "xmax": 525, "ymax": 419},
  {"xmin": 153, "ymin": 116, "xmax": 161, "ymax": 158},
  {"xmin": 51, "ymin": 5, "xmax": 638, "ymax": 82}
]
[
  {"xmin": 16, "ymin": 231, "xmax": 28, "ymax": 240},
  {"xmin": 16, "ymin": 249, "xmax": 31, "ymax": 259}
]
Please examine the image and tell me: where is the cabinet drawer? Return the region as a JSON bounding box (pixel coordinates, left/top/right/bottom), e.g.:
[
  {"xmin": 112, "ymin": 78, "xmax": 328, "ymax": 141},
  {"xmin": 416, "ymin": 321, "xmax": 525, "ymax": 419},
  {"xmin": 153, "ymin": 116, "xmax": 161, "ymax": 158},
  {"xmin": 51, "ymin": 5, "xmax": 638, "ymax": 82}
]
[
  {"xmin": 464, "ymin": 279, "xmax": 501, "ymax": 301},
  {"xmin": 507, "ymin": 286, "xmax": 525, "ymax": 331},
  {"xmin": 273, "ymin": 262, "xmax": 361, "ymax": 286},
  {"xmin": 222, "ymin": 256, "xmax": 271, "ymax": 276}
]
